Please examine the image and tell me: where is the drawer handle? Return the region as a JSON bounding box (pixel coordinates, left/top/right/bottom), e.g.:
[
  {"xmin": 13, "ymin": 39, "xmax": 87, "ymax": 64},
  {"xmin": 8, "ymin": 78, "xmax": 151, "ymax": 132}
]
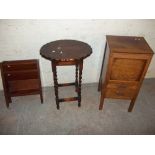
[
  {"xmin": 7, "ymin": 74, "xmax": 11, "ymax": 76},
  {"xmin": 7, "ymin": 65, "xmax": 11, "ymax": 68}
]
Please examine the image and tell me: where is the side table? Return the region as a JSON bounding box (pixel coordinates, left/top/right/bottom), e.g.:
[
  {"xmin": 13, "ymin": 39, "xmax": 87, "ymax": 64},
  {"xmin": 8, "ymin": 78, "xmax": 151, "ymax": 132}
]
[{"xmin": 40, "ymin": 40, "xmax": 92, "ymax": 109}]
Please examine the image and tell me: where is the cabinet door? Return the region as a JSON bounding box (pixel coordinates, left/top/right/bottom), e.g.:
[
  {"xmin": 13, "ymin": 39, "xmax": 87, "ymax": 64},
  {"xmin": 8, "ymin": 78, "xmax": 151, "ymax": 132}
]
[{"xmin": 109, "ymin": 53, "xmax": 152, "ymax": 82}]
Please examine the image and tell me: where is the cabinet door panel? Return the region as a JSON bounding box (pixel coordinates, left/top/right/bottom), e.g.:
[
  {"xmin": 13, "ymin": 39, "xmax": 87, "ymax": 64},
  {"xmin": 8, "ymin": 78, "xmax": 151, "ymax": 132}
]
[{"xmin": 110, "ymin": 57, "xmax": 146, "ymax": 81}]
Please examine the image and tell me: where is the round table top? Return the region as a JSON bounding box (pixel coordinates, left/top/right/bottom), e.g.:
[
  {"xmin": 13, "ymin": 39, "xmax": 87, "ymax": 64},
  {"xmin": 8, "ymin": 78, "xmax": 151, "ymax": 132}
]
[{"xmin": 40, "ymin": 40, "xmax": 92, "ymax": 61}]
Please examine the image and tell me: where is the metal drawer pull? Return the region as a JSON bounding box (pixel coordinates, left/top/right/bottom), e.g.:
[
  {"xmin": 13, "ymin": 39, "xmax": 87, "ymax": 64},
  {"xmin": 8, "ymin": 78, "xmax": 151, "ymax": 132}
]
[
  {"xmin": 7, "ymin": 65, "xmax": 10, "ymax": 68},
  {"xmin": 7, "ymin": 74, "xmax": 11, "ymax": 76}
]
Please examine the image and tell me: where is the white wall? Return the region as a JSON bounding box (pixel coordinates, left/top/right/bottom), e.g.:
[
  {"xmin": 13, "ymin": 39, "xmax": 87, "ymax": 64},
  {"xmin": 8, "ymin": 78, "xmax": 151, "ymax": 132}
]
[{"xmin": 0, "ymin": 19, "xmax": 155, "ymax": 90}]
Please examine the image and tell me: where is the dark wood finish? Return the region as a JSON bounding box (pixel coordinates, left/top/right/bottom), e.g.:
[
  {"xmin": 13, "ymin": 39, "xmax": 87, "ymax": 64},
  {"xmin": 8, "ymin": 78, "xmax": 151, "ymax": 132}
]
[
  {"xmin": 40, "ymin": 40, "xmax": 92, "ymax": 60},
  {"xmin": 98, "ymin": 35, "xmax": 154, "ymax": 112},
  {"xmin": 78, "ymin": 60, "xmax": 83, "ymax": 107},
  {"xmin": 40, "ymin": 40, "xmax": 92, "ymax": 109},
  {"xmin": 0, "ymin": 62, "xmax": 2, "ymax": 69},
  {"xmin": 51, "ymin": 60, "xmax": 59, "ymax": 109},
  {"xmin": 58, "ymin": 82, "xmax": 75, "ymax": 87},
  {"xmin": 75, "ymin": 64, "xmax": 78, "ymax": 92},
  {"xmin": 1, "ymin": 59, "xmax": 43, "ymax": 108},
  {"xmin": 59, "ymin": 97, "xmax": 78, "ymax": 102}
]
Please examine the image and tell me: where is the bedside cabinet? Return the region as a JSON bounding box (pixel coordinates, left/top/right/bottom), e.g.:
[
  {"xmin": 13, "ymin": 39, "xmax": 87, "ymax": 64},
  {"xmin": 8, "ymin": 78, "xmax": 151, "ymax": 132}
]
[
  {"xmin": 98, "ymin": 35, "xmax": 154, "ymax": 112},
  {"xmin": 1, "ymin": 59, "xmax": 43, "ymax": 108}
]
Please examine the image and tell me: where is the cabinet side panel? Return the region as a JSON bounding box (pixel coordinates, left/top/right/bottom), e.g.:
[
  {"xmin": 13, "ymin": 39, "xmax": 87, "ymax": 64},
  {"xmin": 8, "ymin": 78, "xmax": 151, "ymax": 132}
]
[{"xmin": 101, "ymin": 44, "xmax": 110, "ymax": 87}]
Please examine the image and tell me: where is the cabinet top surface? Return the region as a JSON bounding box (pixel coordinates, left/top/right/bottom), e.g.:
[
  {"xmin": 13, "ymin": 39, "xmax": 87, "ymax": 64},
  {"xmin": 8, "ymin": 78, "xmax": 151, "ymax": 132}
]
[
  {"xmin": 40, "ymin": 40, "xmax": 92, "ymax": 61},
  {"xmin": 106, "ymin": 35, "xmax": 154, "ymax": 54}
]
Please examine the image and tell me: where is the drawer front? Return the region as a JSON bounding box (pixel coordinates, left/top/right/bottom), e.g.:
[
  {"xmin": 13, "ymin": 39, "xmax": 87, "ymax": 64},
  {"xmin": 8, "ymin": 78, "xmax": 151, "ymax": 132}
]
[
  {"xmin": 105, "ymin": 82, "xmax": 139, "ymax": 99},
  {"xmin": 3, "ymin": 61, "xmax": 38, "ymax": 71},
  {"xmin": 4, "ymin": 70, "xmax": 38, "ymax": 81}
]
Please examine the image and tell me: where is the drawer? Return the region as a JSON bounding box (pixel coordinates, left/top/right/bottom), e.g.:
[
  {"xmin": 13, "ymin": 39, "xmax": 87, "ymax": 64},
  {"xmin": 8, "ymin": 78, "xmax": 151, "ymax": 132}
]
[
  {"xmin": 3, "ymin": 61, "xmax": 38, "ymax": 71},
  {"xmin": 4, "ymin": 70, "xmax": 38, "ymax": 81},
  {"xmin": 105, "ymin": 82, "xmax": 139, "ymax": 99}
]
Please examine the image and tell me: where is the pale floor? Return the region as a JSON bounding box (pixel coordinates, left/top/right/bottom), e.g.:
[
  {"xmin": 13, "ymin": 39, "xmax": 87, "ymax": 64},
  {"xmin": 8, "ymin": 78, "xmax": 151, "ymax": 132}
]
[{"xmin": 0, "ymin": 79, "xmax": 155, "ymax": 135}]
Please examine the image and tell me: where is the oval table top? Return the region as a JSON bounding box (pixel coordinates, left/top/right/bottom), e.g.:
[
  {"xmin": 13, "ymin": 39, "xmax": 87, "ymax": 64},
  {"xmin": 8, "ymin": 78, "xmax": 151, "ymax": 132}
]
[{"xmin": 40, "ymin": 40, "xmax": 92, "ymax": 61}]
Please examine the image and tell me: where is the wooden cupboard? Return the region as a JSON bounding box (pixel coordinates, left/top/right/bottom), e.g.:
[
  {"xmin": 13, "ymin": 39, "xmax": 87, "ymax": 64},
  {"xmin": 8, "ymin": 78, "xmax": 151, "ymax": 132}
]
[{"xmin": 98, "ymin": 35, "xmax": 154, "ymax": 112}]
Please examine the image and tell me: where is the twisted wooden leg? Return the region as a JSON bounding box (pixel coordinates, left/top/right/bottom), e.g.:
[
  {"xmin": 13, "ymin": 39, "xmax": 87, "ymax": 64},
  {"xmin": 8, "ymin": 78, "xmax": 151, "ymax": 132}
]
[
  {"xmin": 75, "ymin": 64, "xmax": 78, "ymax": 92},
  {"xmin": 78, "ymin": 60, "xmax": 83, "ymax": 107},
  {"xmin": 51, "ymin": 61, "xmax": 59, "ymax": 110}
]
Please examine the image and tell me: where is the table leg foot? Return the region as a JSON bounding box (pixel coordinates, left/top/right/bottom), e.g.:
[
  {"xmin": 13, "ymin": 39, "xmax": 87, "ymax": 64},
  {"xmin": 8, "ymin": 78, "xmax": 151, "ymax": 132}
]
[
  {"xmin": 40, "ymin": 92, "xmax": 43, "ymax": 104},
  {"xmin": 56, "ymin": 104, "xmax": 60, "ymax": 110},
  {"xmin": 78, "ymin": 102, "xmax": 81, "ymax": 107},
  {"xmin": 128, "ymin": 98, "xmax": 136, "ymax": 112},
  {"xmin": 99, "ymin": 89, "xmax": 106, "ymax": 110}
]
